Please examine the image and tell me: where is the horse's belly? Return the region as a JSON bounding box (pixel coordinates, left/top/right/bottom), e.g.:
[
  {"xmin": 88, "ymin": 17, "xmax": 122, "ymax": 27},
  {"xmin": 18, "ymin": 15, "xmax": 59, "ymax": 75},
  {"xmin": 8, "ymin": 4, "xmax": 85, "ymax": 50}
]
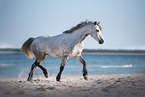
[
  {"xmin": 46, "ymin": 50, "xmax": 81, "ymax": 58},
  {"xmin": 45, "ymin": 43, "xmax": 83, "ymax": 58},
  {"xmin": 46, "ymin": 47, "xmax": 72, "ymax": 58},
  {"xmin": 46, "ymin": 49, "xmax": 64, "ymax": 58}
]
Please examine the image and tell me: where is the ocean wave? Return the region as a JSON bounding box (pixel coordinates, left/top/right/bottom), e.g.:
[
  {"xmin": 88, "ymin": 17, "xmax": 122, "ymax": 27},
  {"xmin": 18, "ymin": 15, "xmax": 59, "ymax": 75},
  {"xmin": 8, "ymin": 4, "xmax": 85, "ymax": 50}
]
[
  {"xmin": 101, "ymin": 64, "xmax": 133, "ymax": 68},
  {"xmin": 0, "ymin": 64, "xmax": 12, "ymax": 67}
]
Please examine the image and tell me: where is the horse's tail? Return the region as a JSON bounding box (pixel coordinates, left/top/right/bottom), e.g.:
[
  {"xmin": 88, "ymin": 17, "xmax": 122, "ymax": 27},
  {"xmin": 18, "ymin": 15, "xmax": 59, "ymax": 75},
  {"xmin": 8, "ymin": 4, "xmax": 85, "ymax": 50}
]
[{"xmin": 22, "ymin": 37, "xmax": 35, "ymax": 59}]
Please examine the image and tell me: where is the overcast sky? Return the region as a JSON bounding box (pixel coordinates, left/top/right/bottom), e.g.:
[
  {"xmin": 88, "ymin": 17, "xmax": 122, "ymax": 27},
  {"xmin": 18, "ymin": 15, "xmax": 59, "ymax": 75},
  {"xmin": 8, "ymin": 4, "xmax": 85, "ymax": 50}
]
[{"xmin": 0, "ymin": 0, "xmax": 145, "ymax": 49}]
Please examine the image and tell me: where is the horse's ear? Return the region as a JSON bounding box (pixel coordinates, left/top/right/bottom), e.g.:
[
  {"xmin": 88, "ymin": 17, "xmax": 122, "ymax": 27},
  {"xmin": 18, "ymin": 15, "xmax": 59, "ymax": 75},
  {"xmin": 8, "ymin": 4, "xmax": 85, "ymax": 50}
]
[
  {"xmin": 98, "ymin": 22, "xmax": 100, "ymax": 24},
  {"xmin": 86, "ymin": 20, "xmax": 89, "ymax": 23},
  {"xmin": 94, "ymin": 21, "xmax": 97, "ymax": 25}
]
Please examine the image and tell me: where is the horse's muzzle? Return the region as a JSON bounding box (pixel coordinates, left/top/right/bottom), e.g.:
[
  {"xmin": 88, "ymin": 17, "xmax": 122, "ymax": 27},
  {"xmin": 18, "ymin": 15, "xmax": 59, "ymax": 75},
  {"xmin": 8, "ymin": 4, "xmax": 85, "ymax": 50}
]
[{"xmin": 99, "ymin": 40, "xmax": 104, "ymax": 44}]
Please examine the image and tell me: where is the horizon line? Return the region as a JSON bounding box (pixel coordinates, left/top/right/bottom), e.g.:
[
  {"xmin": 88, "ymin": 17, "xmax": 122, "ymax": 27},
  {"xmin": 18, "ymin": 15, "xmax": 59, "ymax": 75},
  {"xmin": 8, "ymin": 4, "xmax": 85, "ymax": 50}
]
[{"xmin": 0, "ymin": 48, "xmax": 145, "ymax": 50}]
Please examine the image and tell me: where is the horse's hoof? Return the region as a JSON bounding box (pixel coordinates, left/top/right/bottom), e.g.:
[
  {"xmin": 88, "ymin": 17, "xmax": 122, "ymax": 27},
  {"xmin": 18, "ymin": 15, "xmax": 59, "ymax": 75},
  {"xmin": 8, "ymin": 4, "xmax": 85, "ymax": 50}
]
[
  {"xmin": 56, "ymin": 76, "xmax": 61, "ymax": 81},
  {"xmin": 43, "ymin": 70, "xmax": 49, "ymax": 78},
  {"xmin": 56, "ymin": 79, "xmax": 60, "ymax": 81},
  {"xmin": 27, "ymin": 73, "xmax": 33, "ymax": 81},
  {"xmin": 27, "ymin": 78, "xmax": 32, "ymax": 81},
  {"xmin": 44, "ymin": 73, "xmax": 48, "ymax": 78},
  {"xmin": 84, "ymin": 76, "xmax": 88, "ymax": 80},
  {"xmin": 56, "ymin": 78, "xmax": 60, "ymax": 81}
]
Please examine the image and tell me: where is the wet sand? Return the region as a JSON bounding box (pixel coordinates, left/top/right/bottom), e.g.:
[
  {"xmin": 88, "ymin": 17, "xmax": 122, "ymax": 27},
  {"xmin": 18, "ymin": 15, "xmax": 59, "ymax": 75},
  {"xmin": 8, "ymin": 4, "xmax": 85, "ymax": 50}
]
[{"xmin": 0, "ymin": 74, "xmax": 145, "ymax": 97}]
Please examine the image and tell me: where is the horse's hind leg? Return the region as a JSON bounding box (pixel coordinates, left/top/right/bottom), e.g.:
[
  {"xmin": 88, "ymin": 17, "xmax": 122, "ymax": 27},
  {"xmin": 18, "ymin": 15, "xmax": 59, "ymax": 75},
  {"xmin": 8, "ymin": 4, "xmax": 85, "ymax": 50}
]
[
  {"xmin": 37, "ymin": 55, "xmax": 48, "ymax": 78},
  {"xmin": 75, "ymin": 55, "xmax": 88, "ymax": 80},
  {"xmin": 38, "ymin": 65, "xmax": 48, "ymax": 78},
  {"xmin": 27, "ymin": 60, "xmax": 38, "ymax": 81},
  {"xmin": 27, "ymin": 55, "xmax": 48, "ymax": 81}
]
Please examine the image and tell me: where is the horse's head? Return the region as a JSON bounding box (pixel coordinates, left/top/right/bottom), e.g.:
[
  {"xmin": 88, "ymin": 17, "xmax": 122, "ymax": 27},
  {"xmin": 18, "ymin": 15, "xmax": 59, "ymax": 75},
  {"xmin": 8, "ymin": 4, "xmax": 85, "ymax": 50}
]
[{"xmin": 90, "ymin": 21, "xmax": 104, "ymax": 44}]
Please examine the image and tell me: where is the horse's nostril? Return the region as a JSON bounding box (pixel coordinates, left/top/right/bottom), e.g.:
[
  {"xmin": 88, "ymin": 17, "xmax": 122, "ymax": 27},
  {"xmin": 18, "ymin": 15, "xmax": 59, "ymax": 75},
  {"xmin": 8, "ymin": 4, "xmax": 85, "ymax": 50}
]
[{"xmin": 99, "ymin": 40, "xmax": 104, "ymax": 44}]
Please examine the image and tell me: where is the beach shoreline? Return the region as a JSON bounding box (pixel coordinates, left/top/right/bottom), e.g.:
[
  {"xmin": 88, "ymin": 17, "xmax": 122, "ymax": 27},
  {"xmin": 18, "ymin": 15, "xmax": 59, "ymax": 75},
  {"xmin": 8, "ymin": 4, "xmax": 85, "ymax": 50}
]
[
  {"xmin": 0, "ymin": 73, "xmax": 145, "ymax": 97},
  {"xmin": 82, "ymin": 52, "xmax": 145, "ymax": 55},
  {"xmin": 1, "ymin": 51, "xmax": 145, "ymax": 55}
]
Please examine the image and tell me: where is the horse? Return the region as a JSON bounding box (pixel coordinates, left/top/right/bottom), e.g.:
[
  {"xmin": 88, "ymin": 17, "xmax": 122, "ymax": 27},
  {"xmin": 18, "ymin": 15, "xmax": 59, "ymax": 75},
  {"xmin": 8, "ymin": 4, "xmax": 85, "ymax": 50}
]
[{"xmin": 22, "ymin": 20, "xmax": 104, "ymax": 81}]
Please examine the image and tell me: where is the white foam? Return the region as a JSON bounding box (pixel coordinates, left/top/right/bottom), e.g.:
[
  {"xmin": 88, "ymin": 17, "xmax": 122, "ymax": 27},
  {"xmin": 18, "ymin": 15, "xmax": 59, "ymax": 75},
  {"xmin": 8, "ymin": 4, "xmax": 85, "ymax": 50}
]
[
  {"xmin": 0, "ymin": 64, "xmax": 12, "ymax": 67},
  {"xmin": 17, "ymin": 71, "xmax": 24, "ymax": 79},
  {"xmin": 101, "ymin": 64, "xmax": 133, "ymax": 68}
]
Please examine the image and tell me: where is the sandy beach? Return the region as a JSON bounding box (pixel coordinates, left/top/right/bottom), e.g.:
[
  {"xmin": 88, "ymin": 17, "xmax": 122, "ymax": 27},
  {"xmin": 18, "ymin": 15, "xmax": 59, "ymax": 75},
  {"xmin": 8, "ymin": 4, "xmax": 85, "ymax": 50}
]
[{"xmin": 0, "ymin": 74, "xmax": 145, "ymax": 97}]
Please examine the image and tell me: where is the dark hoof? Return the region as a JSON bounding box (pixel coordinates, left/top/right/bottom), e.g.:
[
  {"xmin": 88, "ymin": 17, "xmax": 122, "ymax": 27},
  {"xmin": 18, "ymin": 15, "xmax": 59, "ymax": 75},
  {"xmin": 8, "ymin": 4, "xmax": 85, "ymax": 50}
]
[
  {"xmin": 27, "ymin": 77, "xmax": 32, "ymax": 81},
  {"xmin": 56, "ymin": 76, "xmax": 61, "ymax": 81},
  {"xmin": 43, "ymin": 69, "xmax": 48, "ymax": 78},
  {"xmin": 83, "ymin": 71, "xmax": 88, "ymax": 80},
  {"xmin": 27, "ymin": 73, "xmax": 33, "ymax": 81},
  {"xmin": 56, "ymin": 79, "xmax": 60, "ymax": 81},
  {"xmin": 44, "ymin": 72, "xmax": 48, "ymax": 78},
  {"xmin": 83, "ymin": 70, "xmax": 88, "ymax": 79},
  {"xmin": 84, "ymin": 76, "xmax": 88, "ymax": 80}
]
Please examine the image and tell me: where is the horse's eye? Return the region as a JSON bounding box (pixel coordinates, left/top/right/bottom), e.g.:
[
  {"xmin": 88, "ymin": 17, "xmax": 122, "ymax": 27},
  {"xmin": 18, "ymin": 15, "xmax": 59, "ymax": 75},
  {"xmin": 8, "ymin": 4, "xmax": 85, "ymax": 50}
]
[{"xmin": 96, "ymin": 29, "xmax": 99, "ymax": 32}]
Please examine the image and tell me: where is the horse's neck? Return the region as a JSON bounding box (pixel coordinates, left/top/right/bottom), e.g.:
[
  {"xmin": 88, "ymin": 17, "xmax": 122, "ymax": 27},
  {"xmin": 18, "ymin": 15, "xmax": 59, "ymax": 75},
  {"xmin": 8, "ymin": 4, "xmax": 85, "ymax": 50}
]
[{"xmin": 71, "ymin": 24, "xmax": 92, "ymax": 43}]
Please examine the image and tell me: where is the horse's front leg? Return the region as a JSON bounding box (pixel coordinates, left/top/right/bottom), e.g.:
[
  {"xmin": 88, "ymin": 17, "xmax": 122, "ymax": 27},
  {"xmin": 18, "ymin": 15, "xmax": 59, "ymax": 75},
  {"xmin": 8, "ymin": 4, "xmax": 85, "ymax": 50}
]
[
  {"xmin": 75, "ymin": 55, "xmax": 88, "ymax": 80},
  {"xmin": 56, "ymin": 56, "xmax": 69, "ymax": 81}
]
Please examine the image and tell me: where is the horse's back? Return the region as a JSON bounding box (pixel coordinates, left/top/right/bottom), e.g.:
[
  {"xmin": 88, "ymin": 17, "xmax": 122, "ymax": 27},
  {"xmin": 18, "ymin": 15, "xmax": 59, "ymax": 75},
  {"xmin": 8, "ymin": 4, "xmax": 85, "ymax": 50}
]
[{"xmin": 30, "ymin": 36, "xmax": 51, "ymax": 55}]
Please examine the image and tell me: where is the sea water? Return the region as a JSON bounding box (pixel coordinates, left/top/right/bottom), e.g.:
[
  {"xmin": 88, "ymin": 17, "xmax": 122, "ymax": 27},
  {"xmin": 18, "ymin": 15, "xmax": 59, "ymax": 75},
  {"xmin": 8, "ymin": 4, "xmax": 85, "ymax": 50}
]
[{"xmin": 0, "ymin": 53, "xmax": 145, "ymax": 78}]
